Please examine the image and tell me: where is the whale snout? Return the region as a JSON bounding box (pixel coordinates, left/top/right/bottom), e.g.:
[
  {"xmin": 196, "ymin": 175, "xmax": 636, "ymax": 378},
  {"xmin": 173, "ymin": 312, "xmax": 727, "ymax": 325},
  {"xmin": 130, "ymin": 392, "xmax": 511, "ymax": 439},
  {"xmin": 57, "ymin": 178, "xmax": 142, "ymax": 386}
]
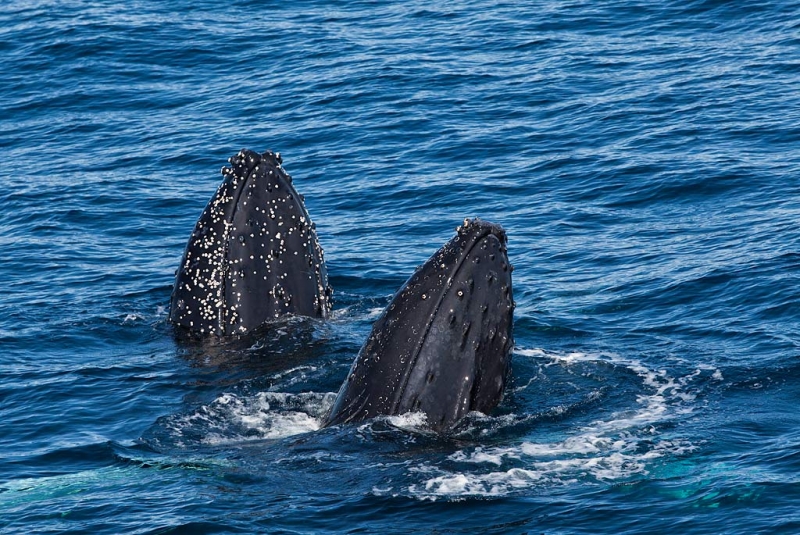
[
  {"xmin": 169, "ymin": 149, "xmax": 331, "ymax": 337},
  {"xmin": 325, "ymin": 218, "xmax": 514, "ymax": 432}
]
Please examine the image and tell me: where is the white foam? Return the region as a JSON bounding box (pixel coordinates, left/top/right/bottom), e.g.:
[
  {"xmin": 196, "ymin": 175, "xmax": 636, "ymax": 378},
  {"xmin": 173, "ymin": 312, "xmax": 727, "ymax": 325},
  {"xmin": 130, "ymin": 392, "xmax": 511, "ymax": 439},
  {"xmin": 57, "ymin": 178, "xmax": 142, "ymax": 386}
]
[
  {"xmin": 365, "ymin": 307, "xmax": 385, "ymax": 319},
  {"xmin": 329, "ymin": 305, "xmax": 351, "ymax": 320},
  {"xmin": 386, "ymin": 411, "xmax": 429, "ymax": 431},
  {"xmin": 449, "ymin": 446, "xmax": 516, "ymax": 466},
  {"xmin": 412, "ymin": 435, "xmax": 696, "ymax": 499},
  {"xmin": 329, "ymin": 305, "xmax": 385, "ymax": 322},
  {"xmin": 168, "ymin": 391, "xmax": 336, "ymax": 446},
  {"xmin": 419, "ymin": 468, "xmax": 545, "ymax": 498}
]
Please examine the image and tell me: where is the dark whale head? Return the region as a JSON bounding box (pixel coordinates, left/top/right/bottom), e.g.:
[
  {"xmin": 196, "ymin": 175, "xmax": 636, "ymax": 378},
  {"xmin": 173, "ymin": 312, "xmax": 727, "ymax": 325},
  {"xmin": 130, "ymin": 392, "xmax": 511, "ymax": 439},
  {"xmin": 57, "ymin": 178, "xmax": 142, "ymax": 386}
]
[
  {"xmin": 325, "ymin": 218, "xmax": 514, "ymax": 432},
  {"xmin": 169, "ymin": 149, "xmax": 332, "ymax": 336}
]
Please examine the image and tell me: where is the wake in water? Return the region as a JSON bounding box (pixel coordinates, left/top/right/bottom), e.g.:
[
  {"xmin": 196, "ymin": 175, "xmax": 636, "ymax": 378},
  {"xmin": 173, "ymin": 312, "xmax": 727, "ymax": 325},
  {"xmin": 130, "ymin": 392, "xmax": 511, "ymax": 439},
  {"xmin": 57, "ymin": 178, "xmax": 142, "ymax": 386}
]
[
  {"xmin": 158, "ymin": 390, "xmax": 335, "ymax": 447},
  {"xmin": 404, "ymin": 348, "xmax": 715, "ymax": 499},
  {"xmin": 138, "ymin": 343, "xmax": 718, "ymax": 501}
]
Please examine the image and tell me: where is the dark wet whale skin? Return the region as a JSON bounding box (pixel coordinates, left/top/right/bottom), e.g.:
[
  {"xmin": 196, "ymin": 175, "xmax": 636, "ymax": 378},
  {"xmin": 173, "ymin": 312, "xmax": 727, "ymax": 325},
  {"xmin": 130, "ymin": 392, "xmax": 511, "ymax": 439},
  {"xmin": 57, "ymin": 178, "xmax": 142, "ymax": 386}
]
[
  {"xmin": 325, "ymin": 218, "xmax": 514, "ymax": 432},
  {"xmin": 169, "ymin": 149, "xmax": 332, "ymax": 336}
]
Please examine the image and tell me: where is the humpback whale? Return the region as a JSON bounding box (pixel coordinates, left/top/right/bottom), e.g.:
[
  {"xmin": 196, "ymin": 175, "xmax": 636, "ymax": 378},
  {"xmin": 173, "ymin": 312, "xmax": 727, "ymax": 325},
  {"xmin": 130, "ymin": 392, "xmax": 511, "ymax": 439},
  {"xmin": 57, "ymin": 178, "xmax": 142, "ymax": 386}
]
[
  {"xmin": 169, "ymin": 149, "xmax": 332, "ymax": 336},
  {"xmin": 168, "ymin": 150, "xmax": 513, "ymax": 431},
  {"xmin": 325, "ymin": 218, "xmax": 514, "ymax": 432}
]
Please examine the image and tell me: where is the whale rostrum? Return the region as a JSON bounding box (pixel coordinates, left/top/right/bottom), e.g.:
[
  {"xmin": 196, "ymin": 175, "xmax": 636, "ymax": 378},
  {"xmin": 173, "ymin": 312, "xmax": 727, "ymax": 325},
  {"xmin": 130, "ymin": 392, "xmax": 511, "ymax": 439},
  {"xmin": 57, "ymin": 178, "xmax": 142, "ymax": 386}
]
[
  {"xmin": 325, "ymin": 218, "xmax": 514, "ymax": 432},
  {"xmin": 169, "ymin": 149, "xmax": 332, "ymax": 336}
]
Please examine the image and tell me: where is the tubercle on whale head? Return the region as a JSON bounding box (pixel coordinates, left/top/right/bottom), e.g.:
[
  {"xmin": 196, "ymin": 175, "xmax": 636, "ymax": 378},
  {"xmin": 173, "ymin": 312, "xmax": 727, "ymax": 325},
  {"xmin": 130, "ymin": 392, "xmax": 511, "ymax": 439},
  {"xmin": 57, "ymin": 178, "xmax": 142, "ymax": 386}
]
[
  {"xmin": 451, "ymin": 217, "xmax": 515, "ymax": 306},
  {"xmin": 169, "ymin": 149, "xmax": 332, "ymax": 337},
  {"xmin": 325, "ymin": 217, "xmax": 514, "ymax": 432},
  {"xmin": 219, "ymin": 149, "xmax": 285, "ymax": 190},
  {"xmin": 455, "ymin": 217, "xmax": 507, "ymax": 246}
]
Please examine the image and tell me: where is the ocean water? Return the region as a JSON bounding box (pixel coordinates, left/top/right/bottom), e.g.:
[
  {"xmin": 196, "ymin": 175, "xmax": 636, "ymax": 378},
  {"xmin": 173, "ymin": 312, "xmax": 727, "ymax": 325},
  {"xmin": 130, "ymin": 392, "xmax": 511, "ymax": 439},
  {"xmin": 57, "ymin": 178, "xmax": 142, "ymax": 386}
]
[{"xmin": 2, "ymin": 0, "xmax": 800, "ymax": 533}]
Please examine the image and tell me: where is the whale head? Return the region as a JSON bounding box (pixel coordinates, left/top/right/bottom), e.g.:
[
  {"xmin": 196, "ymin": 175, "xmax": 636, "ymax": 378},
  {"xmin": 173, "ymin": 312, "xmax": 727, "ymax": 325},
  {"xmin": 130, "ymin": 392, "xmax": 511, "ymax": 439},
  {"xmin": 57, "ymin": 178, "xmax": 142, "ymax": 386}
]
[
  {"xmin": 325, "ymin": 218, "xmax": 514, "ymax": 432},
  {"xmin": 169, "ymin": 149, "xmax": 332, "ymax": 337}
]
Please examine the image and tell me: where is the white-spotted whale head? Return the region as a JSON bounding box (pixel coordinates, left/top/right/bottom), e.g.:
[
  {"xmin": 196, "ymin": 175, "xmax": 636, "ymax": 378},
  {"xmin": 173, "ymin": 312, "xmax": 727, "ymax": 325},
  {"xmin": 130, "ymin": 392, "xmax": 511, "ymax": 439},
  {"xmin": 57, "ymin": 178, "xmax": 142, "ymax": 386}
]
[{"xmin": 169, "ymin": 149, "xmax": 332, "ymax": 337}]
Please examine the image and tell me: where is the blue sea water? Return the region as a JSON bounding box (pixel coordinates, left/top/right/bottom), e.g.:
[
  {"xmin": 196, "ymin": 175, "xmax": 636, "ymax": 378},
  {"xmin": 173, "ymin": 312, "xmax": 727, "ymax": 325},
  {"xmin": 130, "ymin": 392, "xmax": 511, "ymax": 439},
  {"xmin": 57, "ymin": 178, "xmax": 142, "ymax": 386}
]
[{"xmin": 2, "ymin": 0, "xmax": 800, "ymax": 532}]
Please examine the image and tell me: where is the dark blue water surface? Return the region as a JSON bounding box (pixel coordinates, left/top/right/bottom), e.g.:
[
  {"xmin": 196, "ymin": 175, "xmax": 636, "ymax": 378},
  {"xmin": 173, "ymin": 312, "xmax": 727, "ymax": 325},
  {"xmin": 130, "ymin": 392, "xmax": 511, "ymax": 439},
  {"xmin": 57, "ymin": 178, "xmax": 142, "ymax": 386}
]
[{"xmin": 3, "ymin": 1, "xmax": 800, "ymax": 533}]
